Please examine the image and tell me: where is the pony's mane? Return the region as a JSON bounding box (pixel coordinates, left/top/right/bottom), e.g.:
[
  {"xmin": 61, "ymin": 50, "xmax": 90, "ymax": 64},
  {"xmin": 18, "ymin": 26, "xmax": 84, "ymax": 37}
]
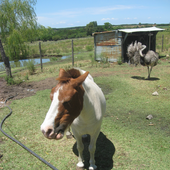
[{"xmin": 57, "ymin": 68, "xmax": 82, "ymax": 82}]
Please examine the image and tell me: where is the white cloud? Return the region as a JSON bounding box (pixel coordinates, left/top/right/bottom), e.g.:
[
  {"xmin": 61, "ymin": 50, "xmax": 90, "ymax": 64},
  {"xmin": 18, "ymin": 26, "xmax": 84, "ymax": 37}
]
[
  {"xmin": 124, "ymin": 17, "xmax": 130, "ymax": 20},
  {"xmin": 124, "ymin": 17, "xmax": 138, "ymax": 20},
  {"xmin": 56, "ymin": 21, "xmax": 66, "ymax": 25},
  {"xmin": 89, "ymin": 5, "xmax": 136, "ymax": 15},
  {"xmin": 37, "ymin": 16, "xmax": 50, "ymax": 22},
  {"xmin": 102, "ymin": 18, "xmax": 118, "ymax": 21},
  {"xmin": 102, "ymin": 18, "xmax": 111, "ymax": 21},
  {"xmin": 68, "ymin": 24, "xmax": 74, "ymax": 26},
  {"xmin": 37, "ymin": 5, "xmax": 146, "ymax": 27},
  {"xmin": 111, "ymin": 18, "xmax": 118, "ymax": 20},
  {"xmin": 48, "ymin": 11, "xmax": 80, "ymax": 18},
  {"xmin": 41, "ymin": 5, "xmax": 138, "ymax": 19}
]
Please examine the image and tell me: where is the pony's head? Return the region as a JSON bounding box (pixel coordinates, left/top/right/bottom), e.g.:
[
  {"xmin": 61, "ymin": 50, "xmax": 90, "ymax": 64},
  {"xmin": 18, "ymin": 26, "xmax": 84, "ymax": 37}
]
[{"xmin": 41, "ymin": 68, "xmax": 89, "ymax": 140}]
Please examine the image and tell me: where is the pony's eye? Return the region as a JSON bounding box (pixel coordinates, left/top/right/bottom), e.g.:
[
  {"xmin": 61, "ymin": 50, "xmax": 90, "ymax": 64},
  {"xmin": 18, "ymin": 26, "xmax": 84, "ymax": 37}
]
[{"xmin": 63, "ymin": 101, "xmax": 69, "ymax": 106}]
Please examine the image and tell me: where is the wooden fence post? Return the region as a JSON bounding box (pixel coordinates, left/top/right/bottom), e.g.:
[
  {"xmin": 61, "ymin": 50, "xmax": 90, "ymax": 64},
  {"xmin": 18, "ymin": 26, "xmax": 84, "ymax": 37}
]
[
  {"xmin": 72, "ymin": 40, "xmax": 74, "ymax": 67},
  {"xmin": 148, "ymin": 33, "xmax": 153, "ymax": 51},
  {"xmin": 162, "ymin": 35, "xmax": 164, "ymax": 52},
  {"xmin": 39, "ymin": 42, "xmax": 43, "ymax": 72}
]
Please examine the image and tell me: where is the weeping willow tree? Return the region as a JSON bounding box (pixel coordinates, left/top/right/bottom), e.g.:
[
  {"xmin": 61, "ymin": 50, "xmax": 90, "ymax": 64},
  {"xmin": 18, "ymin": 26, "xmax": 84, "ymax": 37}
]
[{"xmin": 0, "ymin": 0, "xmax": 37, "ymax": 77}]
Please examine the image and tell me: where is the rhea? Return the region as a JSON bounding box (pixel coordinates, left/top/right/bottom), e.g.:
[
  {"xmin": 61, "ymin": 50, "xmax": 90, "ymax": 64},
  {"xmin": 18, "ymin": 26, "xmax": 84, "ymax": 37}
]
[{"xmin": 127, "ymin": 41, "xmax": 159, "ymax": 79}]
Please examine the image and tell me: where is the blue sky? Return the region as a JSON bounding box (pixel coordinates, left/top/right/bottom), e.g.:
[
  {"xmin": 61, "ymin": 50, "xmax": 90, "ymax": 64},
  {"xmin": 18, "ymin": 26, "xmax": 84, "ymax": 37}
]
[{"xmin": 35, "ymin": 0, "xmax": 170, "ymax": 28}]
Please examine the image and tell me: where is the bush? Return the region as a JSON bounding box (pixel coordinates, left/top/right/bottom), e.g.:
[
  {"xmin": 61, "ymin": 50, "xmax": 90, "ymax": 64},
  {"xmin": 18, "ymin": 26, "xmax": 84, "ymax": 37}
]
[
  {"xmin": 5, "ymin": 76, "xmax": 15, "ymax": 85},
  {"xmin": 86, "ymin": 45, "xmax": 93, "ymax": 51},
  {"xmin": 117, "ymin": 56, "xmax": 123, "ymax": 65},
  {"xmin": 25, "ymin": 73, "xmax": 29, "ymax": 80},
  {"xmin": 27, "ymin": 60, "xmax": 36, "ymax": 75},
  {"xmin": 56, "ymin": 49, "xmax": 61, "ymax": 55},
  {"xmin": 52, "ymin": 35, "xmax": 61, "ymax": 41},
  {"xmin": 50, "ymin": 57, "xmax": 58, "ymax": 61}
]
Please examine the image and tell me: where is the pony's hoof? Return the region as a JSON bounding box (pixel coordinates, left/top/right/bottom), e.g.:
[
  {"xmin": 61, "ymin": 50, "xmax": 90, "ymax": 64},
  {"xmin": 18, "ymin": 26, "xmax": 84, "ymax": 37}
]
[
  {"xmin": 76, "ymin": 166, "xmax": 84, "ymax": 170},
  {"xmin": 89, "ymin": 165, "xmax": 97, "ymax": 170}
]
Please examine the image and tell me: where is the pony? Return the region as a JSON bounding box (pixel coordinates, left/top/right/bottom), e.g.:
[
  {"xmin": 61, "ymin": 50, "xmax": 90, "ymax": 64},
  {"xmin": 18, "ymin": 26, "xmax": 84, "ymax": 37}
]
[{"xmin": 41, "ymin": 68, "xmax": 106, "ymax": 170}]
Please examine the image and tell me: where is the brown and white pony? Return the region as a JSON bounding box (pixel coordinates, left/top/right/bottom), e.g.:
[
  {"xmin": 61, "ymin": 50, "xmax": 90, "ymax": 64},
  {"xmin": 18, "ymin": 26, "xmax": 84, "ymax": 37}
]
[{"xmin": 41, "ymin": 68, "xmax": 106, "ymax": 170}]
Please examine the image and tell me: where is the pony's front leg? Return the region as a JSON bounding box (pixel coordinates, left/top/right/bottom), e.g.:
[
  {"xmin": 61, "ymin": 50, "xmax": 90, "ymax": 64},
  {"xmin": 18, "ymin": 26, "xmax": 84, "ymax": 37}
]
[
  {"xmin": 66, "ymin": 128, "xmax": 73, "ymax": 139},
  {"xmin": 73, "ymin": 130, "xmax": 84, "ymax": 169},
  {"xmin": 89, "ymin": 132, "xmax": 100, "ymax": 170}
]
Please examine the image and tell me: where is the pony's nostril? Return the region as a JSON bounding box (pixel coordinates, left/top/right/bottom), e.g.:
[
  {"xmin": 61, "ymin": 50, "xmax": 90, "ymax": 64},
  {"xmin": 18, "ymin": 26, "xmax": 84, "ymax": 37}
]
[
  {"xmin": 46, "ymin": 128, "xmax": 53, "ymax": 137},
  {"xmin": 41, "ymin": 128, "xmax": 54, "ymax": 138}
]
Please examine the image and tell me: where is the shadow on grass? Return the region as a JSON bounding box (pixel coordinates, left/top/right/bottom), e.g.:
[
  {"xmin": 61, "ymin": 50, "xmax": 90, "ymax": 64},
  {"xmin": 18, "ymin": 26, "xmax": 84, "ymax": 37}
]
[
  {"xmin": 131, "ymin": 76, "xmax": 160, "ymax": 81},
  {"xmin": 72, "ymin": 132, "xmax": 115, "ymax": 170},
  {"xmin": 159, "ymin": 55, "xmax": 166, "ymax": 59}
]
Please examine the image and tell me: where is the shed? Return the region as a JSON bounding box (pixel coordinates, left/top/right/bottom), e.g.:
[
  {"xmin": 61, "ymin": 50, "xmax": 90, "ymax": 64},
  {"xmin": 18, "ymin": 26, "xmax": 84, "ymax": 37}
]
[{"xmin": 93, "ymin": 27, "xmax": 164, "ymax": 62}]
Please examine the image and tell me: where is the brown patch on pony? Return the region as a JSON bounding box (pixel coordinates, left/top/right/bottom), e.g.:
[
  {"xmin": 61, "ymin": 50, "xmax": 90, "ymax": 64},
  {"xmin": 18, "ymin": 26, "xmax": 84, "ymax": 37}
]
[
  {"xmin": 56, "ymin": 68, "xmax": 82, "ymax": 82},
  {"xmin": 50, "ymin": 83, "xmax": 61, "ymax": 101},
  {"xmin": 50, "ymin": 68, "xmax": 81, "ymax": 100},
  {"xmin": 50, "ymin": 68, "xmax": 89, "ymax": 133}
]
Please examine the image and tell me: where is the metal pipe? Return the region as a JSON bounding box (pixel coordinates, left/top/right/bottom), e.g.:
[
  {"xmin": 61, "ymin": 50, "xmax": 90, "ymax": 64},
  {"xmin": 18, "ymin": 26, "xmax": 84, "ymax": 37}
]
[{"xmin": 0, "ymin": 95, "xmax": 58, "ymax": 170}]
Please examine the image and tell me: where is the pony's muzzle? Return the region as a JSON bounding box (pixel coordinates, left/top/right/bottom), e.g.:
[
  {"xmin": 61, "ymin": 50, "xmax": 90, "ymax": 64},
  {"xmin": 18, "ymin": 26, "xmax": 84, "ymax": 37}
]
[
  {"xmin": 41, "ymin": 126, "xmax": 55, "ymax": 139},
  {"xmin": 41, "ymin": 124, "xmax": 65, "ymax": 140}
]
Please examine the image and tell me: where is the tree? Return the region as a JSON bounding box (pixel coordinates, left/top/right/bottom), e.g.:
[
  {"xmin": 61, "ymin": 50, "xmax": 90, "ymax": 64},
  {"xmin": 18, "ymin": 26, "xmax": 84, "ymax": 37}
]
[
  {"xmin": 0, "ymin": 39, "xmax": 12, "ymax": 77},
  {"xmin": 104, "ymin": 22, "xmax": 113, "ymax": 30},
  {"xmin": 38, "ymin": 26, "xmax": 55, "ymax": 41},
  {"xmin": 96, "ymin": 25, "xmax": 104, "ymax": 32},
  {"xmin": 0, "ymin": 0, "xmax": 37, "ymax": 61},
  {"xmin": 0, "ymin": 0, "xmax": 37, "ymax": 78},
  {"xmin": 86, "ymin": 21, "xmax": 98, "ymax": 36}
]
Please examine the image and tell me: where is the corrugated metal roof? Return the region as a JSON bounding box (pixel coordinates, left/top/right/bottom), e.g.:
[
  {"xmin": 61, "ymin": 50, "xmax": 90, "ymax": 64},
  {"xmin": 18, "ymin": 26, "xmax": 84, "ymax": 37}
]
[
  {"xmin": 118, "ymin": 27, "xmax": 164, "ymax": 33},
  {"xmin": 92, "ymin": 30, "xmax": 117, "ymax": 36}
]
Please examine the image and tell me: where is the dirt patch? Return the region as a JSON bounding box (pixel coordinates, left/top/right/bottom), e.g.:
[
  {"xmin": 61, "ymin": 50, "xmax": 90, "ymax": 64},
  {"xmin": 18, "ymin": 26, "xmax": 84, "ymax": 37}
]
[
  {"xmin": 0, "ymin": 77, "xmax": 58, "ymax": 107},
  {"xmin": 0, "ymin": 72, "xmax": 113, "ymax": 107}
]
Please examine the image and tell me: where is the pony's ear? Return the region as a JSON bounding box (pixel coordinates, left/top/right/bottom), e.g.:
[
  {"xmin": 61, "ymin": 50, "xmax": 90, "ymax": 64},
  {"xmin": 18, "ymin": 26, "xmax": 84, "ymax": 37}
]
[
  {"xmin": 71, "ymin": 71, "xmax": 89, "ymax": 88},
  {"xmin": 56, "ymin": 68, "xmax": 71, "ymax": 82}
]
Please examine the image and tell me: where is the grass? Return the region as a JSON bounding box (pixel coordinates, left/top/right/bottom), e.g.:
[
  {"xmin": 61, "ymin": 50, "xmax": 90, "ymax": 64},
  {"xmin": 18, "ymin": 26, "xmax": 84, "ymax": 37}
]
[
  {"xmin": 28, "ymin": 37, "xmax": 94, "ymax": 57},
  {"xmin": 156, "ymin": 30, "xmax": 170, "ymax": 56},
  {"xmin": 0, "ymin": 30, "xmax": 170, "ymax": 169},
  {"xmin": 0, "ymin": 58, "xmax": 170, "ymax": 169}
]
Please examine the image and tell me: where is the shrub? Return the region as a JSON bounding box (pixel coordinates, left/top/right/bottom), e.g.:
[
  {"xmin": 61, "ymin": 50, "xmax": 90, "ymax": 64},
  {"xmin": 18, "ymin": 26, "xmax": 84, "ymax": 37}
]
[
  {"xmin": 56, "ymin": 49, "xmax": 61, "ymax": 55},
  {"xmin": 50, "ymin": 57, "xmax": 57, "ymax": 61},
  {"xmin": 117, "ymin": 56, "xmax": 123, "ymax": 65},
  {"xmin": 27, "ymin": 60, "xmax": 36, "ymax": 75},
  {"xmin": 86, "ymin": 45, "xmax": 93, "ymax": 51},
  {"xmin": 25, "ymin": 73, "xmax": 29, "ymax": 80},
  {"xmin": 89, "ymin": 53, "xmax": 93, "ymax": 58},
  {"xmin": 5, "ymin": 76, "xmax": 15, "ymax": 85}
]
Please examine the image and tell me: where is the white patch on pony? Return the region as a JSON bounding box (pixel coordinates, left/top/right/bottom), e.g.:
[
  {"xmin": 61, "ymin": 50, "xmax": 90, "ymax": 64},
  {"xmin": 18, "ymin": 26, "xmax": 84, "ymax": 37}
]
[
  {"xmin": 74, "ymin": 67, "xmax": 94, "ymax": 81},
  {"xmin": 40, "ymin": 87, "xmax": 61, "ymax": 131}
]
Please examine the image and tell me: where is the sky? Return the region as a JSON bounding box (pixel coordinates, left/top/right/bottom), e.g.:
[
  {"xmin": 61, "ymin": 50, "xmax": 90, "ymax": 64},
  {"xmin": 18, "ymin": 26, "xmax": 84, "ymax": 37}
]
[{"xmin": 35, "ymin": 0, "xmax": 170, "ymax": 28}]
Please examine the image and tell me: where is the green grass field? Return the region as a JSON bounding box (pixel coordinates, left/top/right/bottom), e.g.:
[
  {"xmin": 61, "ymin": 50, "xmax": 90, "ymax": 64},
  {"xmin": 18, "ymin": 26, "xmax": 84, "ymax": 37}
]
[{"xmin": 0, "ymin": 56, "xmax": 170, "ymax": 169}]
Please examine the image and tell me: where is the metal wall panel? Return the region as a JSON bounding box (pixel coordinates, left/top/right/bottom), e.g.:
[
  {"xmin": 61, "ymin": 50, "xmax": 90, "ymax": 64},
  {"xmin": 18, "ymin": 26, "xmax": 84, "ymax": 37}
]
[{"xmin": 94, "ymin": 31, "xmax": 122, "ymax": 62}]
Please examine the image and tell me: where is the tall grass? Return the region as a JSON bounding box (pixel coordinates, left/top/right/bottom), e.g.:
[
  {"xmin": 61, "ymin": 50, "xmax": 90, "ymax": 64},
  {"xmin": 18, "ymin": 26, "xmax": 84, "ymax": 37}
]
[
  {"xmin": 156, "ymin": 30, "xmax": 170, "ymax": 56},
  {"xmin": 27, "ymin": 37, "xmax": 93, "ymax": 57}
]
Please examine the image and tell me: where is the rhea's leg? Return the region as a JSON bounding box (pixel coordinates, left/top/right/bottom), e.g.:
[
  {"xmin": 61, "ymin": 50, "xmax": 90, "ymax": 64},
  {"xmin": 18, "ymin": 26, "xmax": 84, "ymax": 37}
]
[
  {"xmin": 149, "ymin": 66, "xmax": 153, "ymax": 79},
  {"xmin": 147, "ymin": 66, "xmax": 150, "ymax": 79}
]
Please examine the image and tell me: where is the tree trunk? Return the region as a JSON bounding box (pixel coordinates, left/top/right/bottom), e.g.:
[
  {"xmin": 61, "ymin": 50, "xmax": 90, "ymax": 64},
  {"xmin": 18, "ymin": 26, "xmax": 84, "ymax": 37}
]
[{"xmin": 0, "ymin": 39, "xmax": 12, "ymax": 77}]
